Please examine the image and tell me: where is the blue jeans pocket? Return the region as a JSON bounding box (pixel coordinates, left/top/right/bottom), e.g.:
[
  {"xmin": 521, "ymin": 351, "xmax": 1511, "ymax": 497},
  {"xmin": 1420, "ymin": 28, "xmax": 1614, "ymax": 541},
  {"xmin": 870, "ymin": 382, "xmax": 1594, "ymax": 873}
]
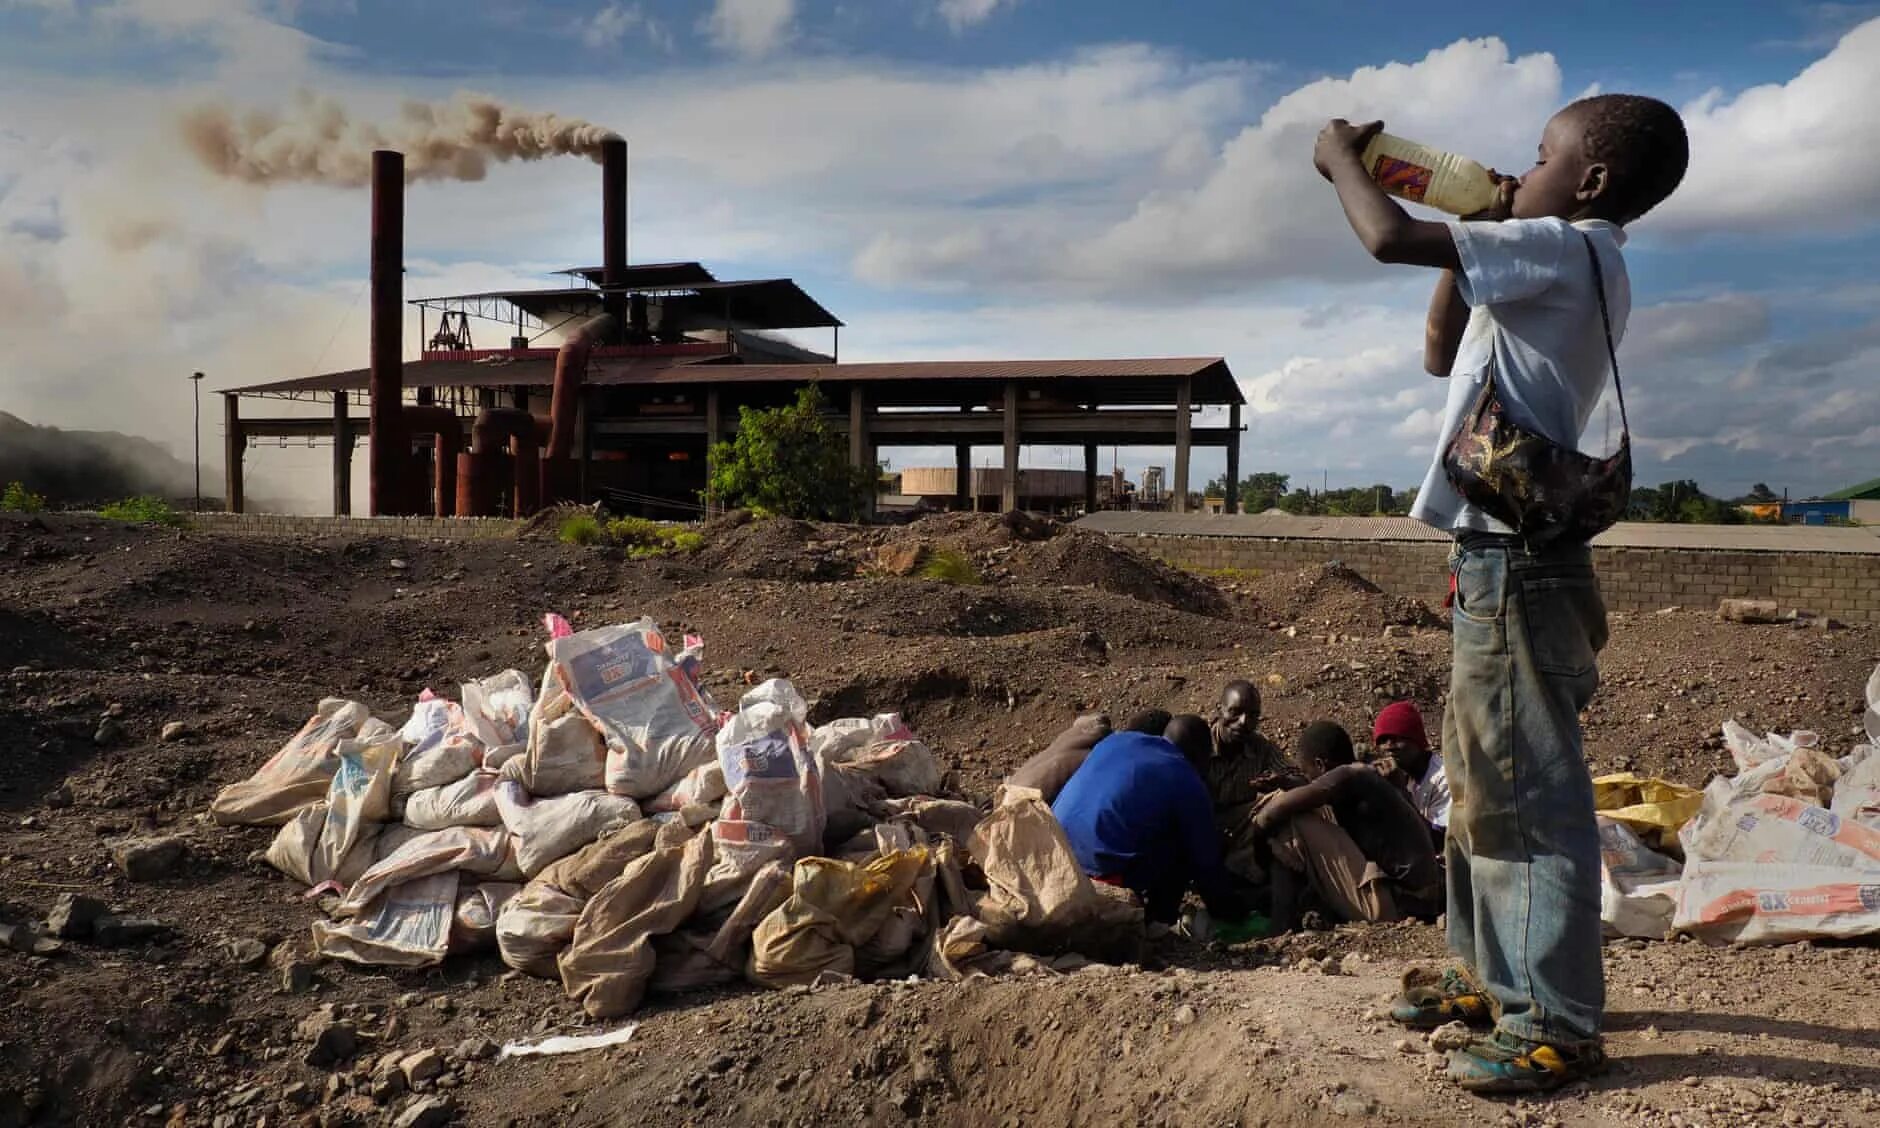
[
  {"xmin": 1517, "ymin": 574, "xmax": 1607, "ymax": 678},
  {"xmin": 1452, "ymin": 550, "xmax": 1508, "ymax": 624}
]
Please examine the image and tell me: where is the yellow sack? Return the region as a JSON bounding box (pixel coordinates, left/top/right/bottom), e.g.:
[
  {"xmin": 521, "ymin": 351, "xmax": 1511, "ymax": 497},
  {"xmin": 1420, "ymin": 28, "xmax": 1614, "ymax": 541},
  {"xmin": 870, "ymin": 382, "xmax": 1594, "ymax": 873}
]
[
  {"xmin": 1593, "ymin": 773, "xmax": 1702, "ymax": 853},
  {"xmin": 748, "ymin": 848, "xmax": 929, "ymax": 988}
]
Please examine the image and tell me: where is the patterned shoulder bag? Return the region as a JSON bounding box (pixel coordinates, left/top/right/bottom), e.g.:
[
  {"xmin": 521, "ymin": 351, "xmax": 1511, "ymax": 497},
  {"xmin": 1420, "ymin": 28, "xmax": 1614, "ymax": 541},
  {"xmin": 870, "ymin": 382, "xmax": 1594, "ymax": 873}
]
[{"xmin": 1441, "ymin": 232, "xmax": 1630, "ymax": 548}]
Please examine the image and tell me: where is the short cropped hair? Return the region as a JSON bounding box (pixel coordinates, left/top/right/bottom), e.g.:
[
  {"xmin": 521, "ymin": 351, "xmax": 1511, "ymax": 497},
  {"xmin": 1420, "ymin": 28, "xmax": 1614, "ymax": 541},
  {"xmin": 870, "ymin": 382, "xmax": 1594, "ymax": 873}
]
[{"xmin": 1568, "ymin": 94, "xmax": 1689, "ymax": 223}]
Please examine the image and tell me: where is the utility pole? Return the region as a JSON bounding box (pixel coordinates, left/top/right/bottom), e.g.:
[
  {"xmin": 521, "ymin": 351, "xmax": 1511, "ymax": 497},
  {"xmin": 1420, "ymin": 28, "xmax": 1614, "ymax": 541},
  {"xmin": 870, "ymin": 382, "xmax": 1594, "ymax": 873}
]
[{"xmin": 190, "ymin": 371, "xmax": 205, "ymax": 512}]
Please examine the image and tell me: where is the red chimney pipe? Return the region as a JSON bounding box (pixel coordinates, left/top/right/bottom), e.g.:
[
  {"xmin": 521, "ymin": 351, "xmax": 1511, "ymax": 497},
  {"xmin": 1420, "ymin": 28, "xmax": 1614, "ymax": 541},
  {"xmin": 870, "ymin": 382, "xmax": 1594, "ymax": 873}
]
[
  {"xmin": 458, "ymin": 408, "xmax": 543, "ymax": 517},
  {"xmin": 368, "ymin": 149, "xmax": 405, "ymax": 516}
]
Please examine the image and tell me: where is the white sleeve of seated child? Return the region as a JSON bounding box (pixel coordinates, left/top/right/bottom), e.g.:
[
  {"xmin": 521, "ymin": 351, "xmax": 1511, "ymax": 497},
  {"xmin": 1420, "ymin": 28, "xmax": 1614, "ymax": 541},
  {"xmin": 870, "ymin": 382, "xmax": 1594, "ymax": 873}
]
[{"xmin": 1443, "ymin": 217, "xmax": 1570, "ymax": 308}]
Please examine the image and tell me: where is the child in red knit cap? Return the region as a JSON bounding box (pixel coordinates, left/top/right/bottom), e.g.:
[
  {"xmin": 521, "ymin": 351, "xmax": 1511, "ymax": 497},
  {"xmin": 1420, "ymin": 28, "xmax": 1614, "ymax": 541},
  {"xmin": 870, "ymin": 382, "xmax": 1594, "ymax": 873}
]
[{"xmin": 1371, "ymin": 701, "xmax": 1449, "ymax": 843}]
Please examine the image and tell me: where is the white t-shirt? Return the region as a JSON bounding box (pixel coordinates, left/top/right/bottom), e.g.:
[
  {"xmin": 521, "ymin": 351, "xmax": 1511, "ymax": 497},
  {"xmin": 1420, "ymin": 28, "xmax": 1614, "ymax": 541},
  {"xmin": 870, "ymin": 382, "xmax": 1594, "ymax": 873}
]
[
  {"xmin": 1413, "ymin": 754, "xmax": 1451, "ymax": 830},
  {"xmin": 1410, "ymin": 217, "xmax": 1632, "ymax": 533}
]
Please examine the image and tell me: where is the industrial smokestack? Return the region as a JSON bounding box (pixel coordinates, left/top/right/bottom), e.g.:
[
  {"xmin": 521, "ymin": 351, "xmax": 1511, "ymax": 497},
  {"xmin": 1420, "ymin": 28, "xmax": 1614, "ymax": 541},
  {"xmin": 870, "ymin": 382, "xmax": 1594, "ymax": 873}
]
[
  {"xmin": 369, "ymin": 149, "xmax": 404, "ymax": 517},
  {"xmin": 181, "ymin": 92, "xmax": 621, "ymax": 187},
  {"xmin": 601, "ymin": 137, "xmax": 627, "ymax": 328}
]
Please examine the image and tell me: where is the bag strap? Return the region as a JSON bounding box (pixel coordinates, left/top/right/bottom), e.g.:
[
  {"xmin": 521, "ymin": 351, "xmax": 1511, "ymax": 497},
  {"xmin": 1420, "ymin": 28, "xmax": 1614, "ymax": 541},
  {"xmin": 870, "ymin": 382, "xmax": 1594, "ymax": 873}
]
[{"xmin": 1580, "ymin": 231, "xmax": 1628, "ymax": 437}]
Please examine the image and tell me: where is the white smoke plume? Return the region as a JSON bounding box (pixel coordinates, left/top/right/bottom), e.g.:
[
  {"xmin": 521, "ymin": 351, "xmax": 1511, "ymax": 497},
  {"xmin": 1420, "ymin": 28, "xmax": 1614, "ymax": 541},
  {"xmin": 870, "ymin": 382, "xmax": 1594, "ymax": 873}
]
[{"xmin": 181, "ymin": 91, "xmax": 622, "ymax": 186}]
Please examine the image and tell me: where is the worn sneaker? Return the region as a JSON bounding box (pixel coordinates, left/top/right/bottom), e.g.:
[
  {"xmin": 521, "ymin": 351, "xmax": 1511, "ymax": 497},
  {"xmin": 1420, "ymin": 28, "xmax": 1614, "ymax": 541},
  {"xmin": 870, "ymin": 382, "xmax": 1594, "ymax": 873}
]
[
  {"xmin": 1388, "ymin": 966, "xmax": 1494, "ymax": 1030},
  {"xmin": 1445, "ymin": 1029, "xmax": 1607, "ymax": 1094}
]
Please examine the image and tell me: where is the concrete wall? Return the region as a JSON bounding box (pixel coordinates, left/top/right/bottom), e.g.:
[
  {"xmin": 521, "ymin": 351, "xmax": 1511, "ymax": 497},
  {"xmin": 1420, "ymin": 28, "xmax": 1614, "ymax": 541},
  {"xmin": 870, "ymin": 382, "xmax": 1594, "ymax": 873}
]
[
  {"xmin": 190, "ymin": 513, "xmax": 524, "ymax": 540},
  {"xmin": 1118, "ymin": 534, "xmax": 1880, "ymax": 624}
]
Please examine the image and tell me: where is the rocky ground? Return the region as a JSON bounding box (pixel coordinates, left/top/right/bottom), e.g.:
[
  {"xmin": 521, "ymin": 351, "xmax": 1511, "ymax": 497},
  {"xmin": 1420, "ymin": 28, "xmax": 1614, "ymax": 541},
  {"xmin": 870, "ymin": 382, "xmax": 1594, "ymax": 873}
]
[{"xmin": 1, "ymin": 509, "xmax": 1876, "ymax": 1127}]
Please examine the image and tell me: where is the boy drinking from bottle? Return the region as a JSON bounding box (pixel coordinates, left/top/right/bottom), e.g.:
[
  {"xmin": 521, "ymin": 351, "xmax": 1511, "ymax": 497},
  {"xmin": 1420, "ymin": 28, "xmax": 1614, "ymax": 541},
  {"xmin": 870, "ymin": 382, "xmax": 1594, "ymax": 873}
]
[{"xmin": 1310, "ymin": 95, "xmax": 1688, "ymax": 1094}]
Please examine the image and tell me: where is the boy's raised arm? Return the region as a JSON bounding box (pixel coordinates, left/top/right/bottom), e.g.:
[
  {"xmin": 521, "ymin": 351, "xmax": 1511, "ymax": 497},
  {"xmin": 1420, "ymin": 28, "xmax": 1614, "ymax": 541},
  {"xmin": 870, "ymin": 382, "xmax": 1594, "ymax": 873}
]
[{"xmin": 1313, "ymin": 119, "xmax": 1462, "ymax": 270}]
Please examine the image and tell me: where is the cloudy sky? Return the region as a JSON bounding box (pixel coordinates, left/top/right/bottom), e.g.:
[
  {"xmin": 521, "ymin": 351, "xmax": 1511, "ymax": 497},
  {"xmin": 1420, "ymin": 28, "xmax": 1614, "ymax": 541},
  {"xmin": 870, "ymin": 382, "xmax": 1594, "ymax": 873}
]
[{"xmin": 2, "ymin": 0, "xmax": 1878, "ymax": 511}]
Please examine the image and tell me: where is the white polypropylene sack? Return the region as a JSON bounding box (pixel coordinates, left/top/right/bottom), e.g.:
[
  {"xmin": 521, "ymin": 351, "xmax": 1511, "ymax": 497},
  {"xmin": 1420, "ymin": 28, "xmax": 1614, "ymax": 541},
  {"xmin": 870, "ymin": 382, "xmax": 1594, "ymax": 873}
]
[
  {"xmin": 396, "ymin": 696, "xmax": 483, "ymax": 795},
  {"xmin": 1681, "ymin": 786, "xmax": 1880, "ymax": 870},
  {"xmin": 512, "ymin": 662, "xmax": 607, "ymax": 795},
  {"xmin": 265, "ymin": 736, "xmax": 397, "ymax": 888},
  {"xmin": 1721, "ymin": 720, "xmax": 1820, "ymax": 774},
  {"xmin": 339, "ymin": 825, "xmax": 519, "ymax": 914},
  {"xmin": 1864, "ymin": 662, "xmax": 1880, "ymax": 743},
  {"xmin": 547, "ymin": 620, "xmax": 718, "ymax": 800},
  {"xmin": 495, "ymin": 778, "xmax": 641, "ymax": 877},
  {"xmin": 314, "ymin": 871, "xmax": 460, "ymax": 967},
  {"xmin": 1674, "ymin": 862, "xmax": 1880, "ymax": 944},
  {"xmin": 717, "ymin": 679, "xmax": 824, "ymax": 865},
  {"xmin": 404, "ymin": 770, "xmax": 503, "ymax": 830},
  {"xmin": 450, "ymin": 881, "xmax": 522, "ymax": 954},
  {"xmin": 1832, "ymin": 747, "xmax": 1880, "ymax": 829},
  {"xmin": 211, "ymin": 698, "xmax": 375, "ymax": 826},
  {"xmin": 1597, "ymin": 816, "xmax": 1680, "ymax": 940},
  {"xmin": 645, "ymin": 761, "xmax": 727, "ymax": 814},
  {"xmin": 460, "ymin": 669, "xmax": 534, "ymax": 752}
]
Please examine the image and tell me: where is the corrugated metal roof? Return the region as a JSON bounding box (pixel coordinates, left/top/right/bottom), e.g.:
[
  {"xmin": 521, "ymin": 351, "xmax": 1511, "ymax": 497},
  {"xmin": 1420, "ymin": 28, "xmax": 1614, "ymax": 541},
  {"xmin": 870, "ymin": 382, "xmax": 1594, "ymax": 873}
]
[{"xmin": 226, "ymin": 355, "xmax": 1241, "ymax": 402}]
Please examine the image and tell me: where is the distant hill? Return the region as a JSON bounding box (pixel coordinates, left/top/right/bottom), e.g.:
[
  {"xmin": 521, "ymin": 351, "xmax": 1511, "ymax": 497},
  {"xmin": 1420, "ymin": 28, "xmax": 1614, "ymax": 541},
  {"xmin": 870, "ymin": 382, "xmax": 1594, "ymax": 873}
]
[{"xmin": 0, "ymin": 412, "xmax": 207, "ymax": 506}]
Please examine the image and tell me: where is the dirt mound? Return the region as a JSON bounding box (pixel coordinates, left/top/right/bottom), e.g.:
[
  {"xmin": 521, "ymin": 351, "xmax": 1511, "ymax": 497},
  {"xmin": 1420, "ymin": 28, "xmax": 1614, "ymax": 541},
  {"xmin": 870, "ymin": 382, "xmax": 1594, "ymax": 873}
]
[
  {"xmin": 5, "ymin": 511, "xmax": 1880, "ymax": 1126},
  {"xmin": 1249, "ymin": 561, "xmax": 1443, "ymax": 632}
]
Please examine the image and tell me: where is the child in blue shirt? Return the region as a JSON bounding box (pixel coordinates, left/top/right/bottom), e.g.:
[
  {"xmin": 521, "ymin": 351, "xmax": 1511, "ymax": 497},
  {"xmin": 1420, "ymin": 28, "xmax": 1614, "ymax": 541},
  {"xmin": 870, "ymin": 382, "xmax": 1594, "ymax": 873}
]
[{"xmin": 1312, "ymin": 94, "xmax": 1688, "ymax": 1095}]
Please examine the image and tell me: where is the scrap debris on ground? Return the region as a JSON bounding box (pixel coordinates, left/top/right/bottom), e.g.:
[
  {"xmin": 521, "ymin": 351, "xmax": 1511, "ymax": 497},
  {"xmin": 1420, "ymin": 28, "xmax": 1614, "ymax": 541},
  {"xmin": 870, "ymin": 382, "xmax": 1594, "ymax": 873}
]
[{"xmin": 2, "ymin": 510, "xmax": 1878, "ymax": 1127}]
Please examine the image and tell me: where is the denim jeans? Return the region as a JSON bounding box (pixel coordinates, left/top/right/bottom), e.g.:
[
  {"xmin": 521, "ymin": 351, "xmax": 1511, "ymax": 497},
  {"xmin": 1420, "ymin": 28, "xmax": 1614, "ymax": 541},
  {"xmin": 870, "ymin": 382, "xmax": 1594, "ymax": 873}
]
[{"xmin": 1443, "ymin": 533, "xmax": 1608, "ymax": 1046}]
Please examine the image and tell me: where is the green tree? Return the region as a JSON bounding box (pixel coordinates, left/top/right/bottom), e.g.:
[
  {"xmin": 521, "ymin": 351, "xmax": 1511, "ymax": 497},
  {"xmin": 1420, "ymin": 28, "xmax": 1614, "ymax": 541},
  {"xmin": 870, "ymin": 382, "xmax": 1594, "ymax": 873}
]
[
  {"xmin": 1239, "ymin": 472, "xmax": 1290, "ymax": 512},
  {"xmin": 705, "ymin": 385, "xmax": 877, "ymax": 521}
]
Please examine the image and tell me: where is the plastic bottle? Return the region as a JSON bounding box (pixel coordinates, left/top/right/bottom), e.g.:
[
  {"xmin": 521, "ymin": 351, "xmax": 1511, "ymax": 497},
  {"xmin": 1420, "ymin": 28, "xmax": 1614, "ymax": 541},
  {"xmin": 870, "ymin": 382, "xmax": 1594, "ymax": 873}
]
[{"xmin": 1359, "ymin": 133, "xmax": 1500, "ymax": 216}]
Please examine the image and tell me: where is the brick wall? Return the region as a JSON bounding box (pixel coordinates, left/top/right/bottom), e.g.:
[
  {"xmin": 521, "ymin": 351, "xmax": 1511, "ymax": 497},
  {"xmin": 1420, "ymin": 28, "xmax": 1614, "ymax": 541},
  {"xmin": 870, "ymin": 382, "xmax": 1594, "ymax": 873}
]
[
  {"xmin": 189, "ymin": 513, "xmax": 524, "ymax": 541},
  {"xmin": 1118, "ymin": 534, "xmax": 1880, "ymax": 625}
]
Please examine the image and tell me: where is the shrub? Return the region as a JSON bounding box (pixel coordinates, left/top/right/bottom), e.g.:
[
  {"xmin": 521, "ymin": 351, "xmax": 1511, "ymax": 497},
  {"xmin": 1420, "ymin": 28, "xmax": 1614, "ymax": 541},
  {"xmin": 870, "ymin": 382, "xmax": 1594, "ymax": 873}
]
[
  {"xmin": 919, "ymin": 547, "xmax": 982, "ymax": 585},
  {"xmin": 99, "ymin": 496, "xmax": 187, "ymax": 528},
  {"xmin": 705, "ymin": 385, "xmax": 876, "ymax": 521},
  {"xmin": 2, "ymin": 481, "xmax": 46, "ymax": 513},
  {"xmin": 558, "ymin": 514, "xmax": 603, "ymax": 546}
]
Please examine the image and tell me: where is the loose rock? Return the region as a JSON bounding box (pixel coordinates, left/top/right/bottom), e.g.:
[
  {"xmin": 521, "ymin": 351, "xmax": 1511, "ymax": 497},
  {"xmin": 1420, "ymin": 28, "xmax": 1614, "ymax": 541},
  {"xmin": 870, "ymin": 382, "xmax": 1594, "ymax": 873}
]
[
  {"xmin": 159, "ymin": 721, "xmax": 189, "ymax": 743},
  {"xmin": 392, "ymin": 1095, "xmax": 455, "ymax": 1128},
  {"xmin": 401, "ymin": 1048, "xmax": 445, "ymax": 1087},
  {"xmin": 226, "ymin": 938, "xmax": 268, "ymax": 968},
  {"xmin": 92, "ymin": 914, "xmax": 171, "ymax": 947},
  {"xmin": 111, "ymin": 835, "xmax": 188, "ymax": 881},
  {"xmin": 45, "ymin": 893, "xmax": 108, "ymax": 939}
]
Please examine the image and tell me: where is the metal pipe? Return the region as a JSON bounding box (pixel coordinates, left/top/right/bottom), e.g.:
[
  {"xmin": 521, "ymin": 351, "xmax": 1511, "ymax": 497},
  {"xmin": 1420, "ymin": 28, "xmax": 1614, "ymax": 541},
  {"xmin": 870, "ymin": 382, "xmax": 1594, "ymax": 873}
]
[
  {"xmin": 543, "ymin": 313, "xmax": 614, "ymax": 506},
  {"xmin": 368, "ymin": 149, "xmax": 405, "ymax": 516},
  {"xmin": 458, "ymin": 408, "xmax": 541, "ymax": 517},
  {"xmin": 403, "ymin": 405, "xmax": 462, "ymax": 517}
]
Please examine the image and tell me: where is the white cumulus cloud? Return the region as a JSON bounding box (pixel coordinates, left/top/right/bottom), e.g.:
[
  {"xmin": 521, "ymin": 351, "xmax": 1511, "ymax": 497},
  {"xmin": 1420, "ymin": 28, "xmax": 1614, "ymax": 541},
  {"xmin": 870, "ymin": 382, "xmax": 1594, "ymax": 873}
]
[
  {"xmin": 703, "ymin": 0, "xmax": 795, "ymax": 59},
  {"xmin": 937, "ymin": 0, "xmax": 1017, "ymax": 33}
]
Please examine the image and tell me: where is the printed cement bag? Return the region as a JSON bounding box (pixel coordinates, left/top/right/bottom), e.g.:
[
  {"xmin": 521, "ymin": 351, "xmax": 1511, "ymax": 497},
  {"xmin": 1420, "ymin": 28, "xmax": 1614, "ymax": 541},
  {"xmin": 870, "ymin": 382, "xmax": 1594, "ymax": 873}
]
[
  {"xmin": 1866, "ymin": 661, "xmax": 1880, "ymax": 742},
  {"xmin": 717, "ymin": 679, "xmax": 824, "ymax": 861},
  {"xmin": 968, "ymin": 794, "xmax": 1144, "ymax": 961},
  {"xmin": 339, "ymin": 826, "xmax": 519, "ymax": 914},
  {"xmin": 559, "ymin": 823, "xmax": 714, "ymax": 1018},
  {"xmin": 545, "ymin": 619, "xmax": 718, "ymax": 800},
  {"xmin": 495, "ymin": 778, "xmax": 641, "ymax": 878},
  {"xmin": 1597, "ymin": 816, "xmax": 1681, "ymax": 940},
  {"xmin": 211, "ymin": 698, "xmax": 376, "ymax": 826},
  {"xmin": 449, "ymin": 881, "xmax": 521, "ymax": 954},
  {"xmin": 396, "ymin": 694, "xmax": 484, "ymax": 796},
  {"xmin": 645, "ymin": 760, "xmax": 727, "ymax": 814},
  {"xmin": 266, "ymin": 736, "xmax": 398, "ymax": 888},
  {"xmin": 1674, "ymin": 862, "xmax": 1880, "ymax": 944},
  {"xmin": 748, "ymin": 848, "xmax": 929, "ymax": 988},
  {"xmin": 1681, "ymin": 786, "xmax": 1880, "ymax": 870},
  {"xmin": 314, "ymin": 871, "xmax": 460, "ymax": 967},
  {"xmin": 404, "ymin": 770, "xmax": 503, "ymax": 830}
]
